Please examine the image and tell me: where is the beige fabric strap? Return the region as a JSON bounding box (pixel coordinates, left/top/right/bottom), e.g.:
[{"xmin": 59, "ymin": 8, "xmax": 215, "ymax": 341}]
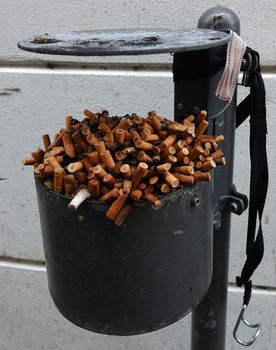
[{"xmin": 215, "ymin": 30, "xmax": 246, "ymax": 102}]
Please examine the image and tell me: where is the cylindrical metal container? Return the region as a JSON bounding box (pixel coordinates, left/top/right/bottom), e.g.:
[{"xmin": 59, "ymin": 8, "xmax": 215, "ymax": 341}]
[{"xmin": 35, "ymin": 177, "xmax": 213, "ymax": 335}]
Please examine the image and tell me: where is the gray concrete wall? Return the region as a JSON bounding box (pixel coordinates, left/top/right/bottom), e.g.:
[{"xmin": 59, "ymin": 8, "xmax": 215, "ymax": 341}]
[{"xmin": 1, "ymin": 1, "xmax": 275, "ymax": 349}]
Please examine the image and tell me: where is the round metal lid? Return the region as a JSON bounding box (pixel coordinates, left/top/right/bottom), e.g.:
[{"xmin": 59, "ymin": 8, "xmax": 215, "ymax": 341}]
[{"xmin": 17, "ymin": 28, "xmax": 230, "ymax": 56}]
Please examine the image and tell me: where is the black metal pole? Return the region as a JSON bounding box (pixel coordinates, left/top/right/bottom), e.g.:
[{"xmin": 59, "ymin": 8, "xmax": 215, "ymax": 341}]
[{"xmin": 191, "ymin": 7, "xmax": 241, "ymax": 350}]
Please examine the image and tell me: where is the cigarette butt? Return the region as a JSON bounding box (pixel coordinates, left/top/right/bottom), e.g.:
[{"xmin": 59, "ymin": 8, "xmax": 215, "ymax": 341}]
[
  {"xmin": 185, "ymin": 114, "xmax": 196, "ymax": 123},
  {"xmin": 81, "ymin": 125, "xmax": 91, "ymax": 136},
  {"xmin": 163, "ymin": 171, "xmax": 180, "ymax": 188},
  {"xmin": 87, "ymin": 151, "xmax": 100, "ymax": 165},
  {"xmin": 106, "ymin": 194, "xmax": 128, "ymax": 221},
  {"xmin": 166, "ymin": 155, "xmax": 177, "ymax": 164},
  {"xmin": 168, "ymin": 146, "xmax": 177, "ymax": 155},
  {"xmin": 141, "ymin": 133, "xmax": 160, "ymax": 142},
  {"xmin": 71, "ymin": 130, "xmax": 89, "ymax": 151},
  {"xmin": 195, "ymin": 110, "xmax": 207, "ymax": 127},
  {"xmin": 183, "ymin": 156, "xmax": 190, "ymax": 164},
  {"xmin": 152, "ymin": 146, "xmax": 161, "ymax": 155},
  {"xmin": 22, "ymin": 158, "xmax": 37, "ymax": 166},
  {"xmin": 119, "ymin": 164, "xmax": 131, "ymax": 178},
  {"xmin": 98, "ymin": 122, "xmax": 111, "ymax": 135},
  {"xmin": 160, "ymin": 134, "xmax": 177, "ymax": 151},
  {"xmin": 133, "ymin": 116, "xmax": 143, "ymax": 125},
  {"xmin": 100, "ymin": 150, "xmax": 116, "ymax": 170},
  {"xmin": 42, "ymin": 134, "xmax": 51, "ymax": 151},
  {"xmin": 114, "ymin": 204, "xmax": 131, "ymax": 226},
  {"xmin": 173, "ymin": 140, "xmax": 185, "ymax": 152},
  {"xmin": 115, "ymin": 128, "xmax": 125, "ymax": 144},
  {"xmin": 210, "ymin": 149, "xmax": 224, "ymax": 161},
  {"xmin": 189, "ymin": 146, "xmax": 204, "ymax": 160},
  {"xmin": 68, "ymin": 188, "xmax": 91, "ymax": 211},
  {"xmin": 123, "ymin": 179, "xmax": 132, "ymax": 194},
  {"xmin": 144, "ymin": 193, "xmax": 161, "ymax": 207},
  {"xmin": 93, "ymin": 165, "xmax": 108, "ymax": 179},
  {"xmin": 195, "ymin": 120, "xmax": 209, "ymax": 139},
  {"xmin": 144, "ymin": 185, "xmax": 155, "ymax": 195},
  {"xmin": 135, "ymin": 139, "xmax": 154, "ymax": 151},
  {"xmin": 143, "ymin": 122, "xmax": 154, "ymax": 134},
  {"xmin": 199, "ymin": 135, "xmax": 215, "ymax": 143},
  {"xmin": 118, "ymin": 117, "xmax": 133, "ymax": 130},
  {"xmin": 99, "ymin": 188, "xmax": 119, "ymax": 202},
  {"xmin": 205, "ymin": 142, "xmax": 212, "ymax": 149},
  {"xmin": 84, "ymin": 109, "xmax": 98, "ymax": 121},
  {"xmin": 156, "ymin": 163, "xmax": 172, "ymax": 173},
  {"xmin": 130, "ymin": 189, "xmax": 143, "ymax": 201},
  {"xmin": 64, "ymin": 174, "xmax": 75, "ymax": 195},
  {"xmin": 68, "ymin": 161, "xmax": 84, "ymax": 173},
  {"xmin": 176, "ymin": 147, "xmax": 189, "ymax": 161},
  {"xmin": 62, "ymin": 133, "xmax": 76, "ymax": 158},
  {"xmin": 174, "ymin": 165, "xmax": 194, "ymax": 175},
  {"xmin": 103, "ymin": 173, "xmax": 116, "ymax": 187},
  {"xmin": 215, "ymin": 135, "xmax": 225, "ymax": 143},
  {"xmin": 88, "ymin": 178, "xmax": 101, "ymax": 198},
  {"xmin": 132, "ymin": 162, "xmax": 148, "ymax": 189},
  {"xmin": 65, "ymin": 115, "xmax": 73, "ymax": 131},
  {"xmin": 161, "ymin": 183, "xmax": 170, "ymax": 193},
  {"xmin": 87, "ymin": 132, "xmax": 98, "ymax": 145},
  {"xmin": 81, "ymin": 158, "xmax": 94, "ymax": 173},
  {"xmin": 193, "ymin": 172, "xmax": 211, "ymax": 181},
  {"xmin": 122, "ymin": 146, "xmax": 136, "ymax": 155},
  {"xmin": 137, "ymin": 182, "xmax": 147, "ymax": 190},
  {"xmin": 201, "ymin": 159, "xmax": 216, "ymax": 171},
  {"xmin": 48, "ymin": 156, "xmax": 63, "ymax": 171},
  {"xmin": 149, "ymin": 176, "xmax": 159, "ymax": 185},
  {"xmin": 167, "ymin": 123, "xmax": 188, "ymax": 132},
  {"xmin": 44, "ymin": 165, "xmax": 54, "ymax": 178},
  {"xmin": 115, "ymin": 151, "xmax": 128, "ymax": 161},
  {"xmin": 74, "ymin": 171, "xmax": 87, "ymax": 183},
  {"xmin": 216, "ymin": 157, "xmax": 226, "ymax": 165},
  {"xmin": 31, "ymin": 148, "xmax": 45, "ymax": 162},
  {"xmin": 103, "ymin": 132, "xmax": 114, "ymax": 143},
  {"xmin": 94, "ymin": 141, "xmax": 106, "ymax": 155},
  {"xmin": 136, "ymin": 151, "xmax": 153, "ymax": 164},
  {"xmin": 54, "ymin": 169, "xmax": 64, "ymax": 193},
  {"xmin": 129, "ymin": 128, "xmax": 141, "ymax": 142},
  {"xmin": 172, "ymin": 173, "xmax": 194, "ymax": 185},
  {"xmin": 148, "ymin": 115, "xmax": 161, "ymax": 132}
]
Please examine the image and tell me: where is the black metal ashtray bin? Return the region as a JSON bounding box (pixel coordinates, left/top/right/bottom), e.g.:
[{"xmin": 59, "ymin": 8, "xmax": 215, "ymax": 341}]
[
  {"xmin": 36, "ymin": 178, "xmax": 212, "ymax": 335},
  {"xmin": 19, "ymin": 29, "xmax": 231, "ymax": 336}
]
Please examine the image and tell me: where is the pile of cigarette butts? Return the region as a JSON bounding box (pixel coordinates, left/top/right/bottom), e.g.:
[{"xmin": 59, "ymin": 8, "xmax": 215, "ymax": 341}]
[{"xmin": 22, "ymin": 109, "xmax": 225, "ymax": 226}]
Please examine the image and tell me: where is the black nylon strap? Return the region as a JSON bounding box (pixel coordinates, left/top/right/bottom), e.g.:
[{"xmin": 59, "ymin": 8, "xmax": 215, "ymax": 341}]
[{"xmin": 235, "ymin": 48, "xmax": 268, "ymax": 306}]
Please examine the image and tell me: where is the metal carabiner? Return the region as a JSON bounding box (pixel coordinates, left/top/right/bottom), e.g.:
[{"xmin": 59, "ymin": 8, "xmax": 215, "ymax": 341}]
[{"xmin": 233, "ymin": 304, "xmax": 261, "ymax": 346}]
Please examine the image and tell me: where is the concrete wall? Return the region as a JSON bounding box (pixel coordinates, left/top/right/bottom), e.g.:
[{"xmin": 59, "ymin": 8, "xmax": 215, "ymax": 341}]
[{"xmin": 1, "ymin": 1, "xmax": 275, "ymax": 349}]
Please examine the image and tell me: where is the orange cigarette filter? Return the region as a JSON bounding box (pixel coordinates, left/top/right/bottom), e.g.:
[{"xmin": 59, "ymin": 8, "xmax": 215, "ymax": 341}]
[
  {"xmin": 189, "ymin": 146, "xmax": 204, "ymax": 160},
  {"xmin": 48, "ymin": 156, "xmax": 63, "ymax": 171},
  {"xmin": 163, "ymin": 171, "xmax": 180, "ymax": 188},
  {"xmin": 88, "ymin": 178, "xmax": 101, "ymax": 198},
  {"xmin": 210, "ymin": 149, "xmax": 224, "ymax": 161},
  {"xmin": 31, "ymin": 148, "xmax": 45, "ymax": 162},
  {"xmin": 99, "ymin": 188, "xmax": 118, "ymax": 202},
  {"xmin": 201, "ymin": 159, "xmax": 216, "ymax": 171},
  {"xmin": 114, "ymin": 204, "xmax": 131, "ymax": 226},
  {"xmin": 93, "ymin": 165, "xmax": 108, "ymax": 179},
  {"xmin": 120, "ymin": 164, "xmax": 131, "ymax": 178},
  {"xmin": 123, "ymin": 179, "xmax": 132, "ymax": 194},
  {"xmin": 161, "ymin": 183, "xmax": 170, "ymax": 193},
  {"xmin": 156, "ymin": 163, "xmax": 171, "ymax": 173},
  {"xmin": 82, "ymin": 158, "xmax": 94, "ymax": 173},
  {"xmin": 94, "ymin": 141, "xmax": 106, "ymax": 155},
  {"xmin": 174, "ymin": 165, "xmax": 194, "ymax": 175},
  {"xmin": 87, "ymin": 132, "xmax": 98, "ymax": 146},
  {"xmin": 84, "ymin": 109, "xmax": 98, "ymax": 121},
  {"xmin": 160, "ymin": 134, "xmax": 177, "ymax": 151},
  {"xmin": 86, "ymin": 151, "xmax": 100, "ymax": 165},
  {"xmin": 195, "ymin": 110, "xmax": 207, "ymax": 127},
  {"xmin": 99, "ymin": 122, "xmax": 111, "ymax": 135},
  {"xmin": 115, "ymin": 128, "xmax": 125, "ymax": 144},
  {"xmin": 135, "ymin": 139, "xmax": 154, "ymax": 151},
  {"xmin": 68, "ymin": 161, "xmax": 84, "ymax": 173},
  {"xmin": 62, "ymin": 133, "xmax": 76, "ymax": 158},
  {"xmin": 195, "ymin": 120, "xmax": 209, "ymax": 139},
  {"xmin": 54, "ymin": 169, "xmax": 64, "ymax": 193},
  {"xmin": 194, "ymin": 171, "xmax": 212, "ymax": 181},
  {"xmin": 42, "ymin": 134, "xmax": 51, "ymax": 151},
  {"xmin": 106, "ymin": 194, "xmax": 128, "ymax": 221},
  {"xmin": 71, "ymin": 131, "xmax": 89, "ymax": 151},
  {"xmin": 132, "ymin": 162, "xmax": 148, "ymax": 189},
  {"xmin": 100, "ymin": 150, "xmax": 116, "ymax": 170},
  {"xmin": 172, "ymin": 173, "xmax": 194, "ymax": 185},
  {"xmin": 103, "ymin": 174, "xmax": 116, "ymax": 187},
  {"xmin": 144, "ymin": 193, "xmax": 161, "ymax": 207},
  {"xmin": 22, "ymin": 158, "xmax": 37, "ymax": 166},
  {"xmin": 130, "ymin": 189, "xmax": 143, "ymax": 201},
  {"xmin": 74, "ymin": 171, "xmax": 87, "ymax": 183}
]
